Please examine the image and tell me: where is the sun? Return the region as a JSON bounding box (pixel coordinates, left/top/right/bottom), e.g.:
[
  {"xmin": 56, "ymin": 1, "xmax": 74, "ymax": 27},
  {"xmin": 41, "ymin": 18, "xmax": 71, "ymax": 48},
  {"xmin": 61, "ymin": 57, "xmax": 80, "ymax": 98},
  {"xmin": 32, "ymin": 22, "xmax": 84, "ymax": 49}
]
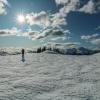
[{"xmin": 17, "ymin": 14, "xmax": 25, "ymax": 23}]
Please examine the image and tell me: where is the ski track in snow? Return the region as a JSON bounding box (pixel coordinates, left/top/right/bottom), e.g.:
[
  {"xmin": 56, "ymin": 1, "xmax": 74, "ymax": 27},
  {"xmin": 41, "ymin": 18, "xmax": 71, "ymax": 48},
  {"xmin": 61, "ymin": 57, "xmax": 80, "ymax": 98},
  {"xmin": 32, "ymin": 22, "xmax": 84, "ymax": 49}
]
[{"xmin": 0, "ymin": 53, "xmax": 100, "ymax": 100}]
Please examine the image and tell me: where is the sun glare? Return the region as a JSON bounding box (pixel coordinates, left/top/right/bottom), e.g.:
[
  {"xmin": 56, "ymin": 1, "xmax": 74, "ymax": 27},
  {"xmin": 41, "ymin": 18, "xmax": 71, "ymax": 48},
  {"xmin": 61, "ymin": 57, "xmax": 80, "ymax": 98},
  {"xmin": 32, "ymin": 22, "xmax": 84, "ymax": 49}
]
[{"xmin": 17, "ymin": 15, "xmax": 25, "ymax": 23}]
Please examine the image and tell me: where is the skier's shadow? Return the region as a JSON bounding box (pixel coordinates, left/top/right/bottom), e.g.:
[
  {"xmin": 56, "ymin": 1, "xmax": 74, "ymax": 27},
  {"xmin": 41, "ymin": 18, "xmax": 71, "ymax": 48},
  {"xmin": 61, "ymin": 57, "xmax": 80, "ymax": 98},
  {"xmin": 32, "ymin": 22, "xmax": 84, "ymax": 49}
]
[{"xmin": 22, "ymin": 55, "xmax": 25, "ymax": 62}]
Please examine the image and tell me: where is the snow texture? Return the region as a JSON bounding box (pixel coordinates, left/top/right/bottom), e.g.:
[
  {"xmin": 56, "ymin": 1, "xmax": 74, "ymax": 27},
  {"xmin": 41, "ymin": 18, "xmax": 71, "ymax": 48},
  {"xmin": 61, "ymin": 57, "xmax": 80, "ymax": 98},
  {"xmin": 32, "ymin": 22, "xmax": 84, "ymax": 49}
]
[{"xmin": 0, "ymin": 52, "xmax": 100, "ymax": 100}]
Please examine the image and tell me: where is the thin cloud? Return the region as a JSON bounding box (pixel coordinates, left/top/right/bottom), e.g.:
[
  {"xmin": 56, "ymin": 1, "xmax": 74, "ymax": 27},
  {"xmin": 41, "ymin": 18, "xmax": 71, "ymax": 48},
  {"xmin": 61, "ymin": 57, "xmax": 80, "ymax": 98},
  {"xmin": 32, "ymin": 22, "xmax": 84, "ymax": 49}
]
[
  {"xmin": 81, "ymin": 34, "xmax": 99, "ymax": 40},
  {"xmin": 51, "ymin": 37, "xmax": 66, "ymax": 41},
  {"xmin": 91, "ymin": 39, "xmax": 100, "ymax": 45},
  {"xmin": 81, "ymin": 34, "xmax": 100, "ymax": 45},
  {"xmin": 55, "ymin": 0, "xmax": 69, "ymax": 5},
  {"xmin": 0, "ymin": 0, "xmax": 9, "ymax": 15},
  {"xmin": 0, "ymin": 27, "xmax": 22, "ymax": 36},
  {"xmin": 79, "ymin": 0, "xmax": 96, "ymax": 14},
  {"xmin": 28, "ymin": 27, "xmax": 68, "ymax": 40},
  {"xmin": 26, "ymin": 11, "xmax": 50, "ymax": 27},
  {"xmin": 46, "ymin": 42, "xmax": 80, "ymax": 48}
]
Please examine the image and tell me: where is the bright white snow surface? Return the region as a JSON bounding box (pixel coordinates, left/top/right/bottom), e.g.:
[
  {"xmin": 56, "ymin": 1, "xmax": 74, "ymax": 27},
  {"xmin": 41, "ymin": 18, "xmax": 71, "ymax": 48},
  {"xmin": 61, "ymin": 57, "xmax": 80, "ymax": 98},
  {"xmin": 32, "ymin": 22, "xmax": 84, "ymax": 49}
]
[{"xmin": 0, "ymin": 52, "xmax": 100, "ymax": 100}]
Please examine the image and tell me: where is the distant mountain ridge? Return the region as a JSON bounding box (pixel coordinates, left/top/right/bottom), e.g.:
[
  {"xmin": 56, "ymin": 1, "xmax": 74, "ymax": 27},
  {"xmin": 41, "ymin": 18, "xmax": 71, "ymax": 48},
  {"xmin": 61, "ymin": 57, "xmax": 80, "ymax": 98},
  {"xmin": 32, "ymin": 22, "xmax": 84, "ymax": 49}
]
[
  {"xmin": 0, "ymin": 46, "xmax": 100, "ymax": 56},
  {"xmin": 42, "ymin": 46, "xmax": 100, "ymax": 55}
]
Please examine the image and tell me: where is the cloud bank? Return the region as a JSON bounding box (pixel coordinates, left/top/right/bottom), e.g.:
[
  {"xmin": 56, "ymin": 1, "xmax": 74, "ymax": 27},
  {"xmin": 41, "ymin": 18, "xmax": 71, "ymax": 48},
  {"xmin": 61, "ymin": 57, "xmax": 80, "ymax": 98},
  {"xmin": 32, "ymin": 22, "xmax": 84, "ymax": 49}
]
[{"xmin": 52, "ymin": 0, "xmax": 100, "ymax": 26}]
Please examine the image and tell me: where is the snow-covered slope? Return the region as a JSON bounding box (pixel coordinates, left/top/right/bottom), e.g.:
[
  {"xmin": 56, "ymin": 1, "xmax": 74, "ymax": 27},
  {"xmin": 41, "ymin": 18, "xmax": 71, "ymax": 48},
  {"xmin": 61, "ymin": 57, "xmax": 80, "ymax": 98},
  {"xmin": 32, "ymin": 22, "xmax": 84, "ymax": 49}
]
[{"xmin": 0, "ymin": 52, "xmax": 100, "ymax": 100}]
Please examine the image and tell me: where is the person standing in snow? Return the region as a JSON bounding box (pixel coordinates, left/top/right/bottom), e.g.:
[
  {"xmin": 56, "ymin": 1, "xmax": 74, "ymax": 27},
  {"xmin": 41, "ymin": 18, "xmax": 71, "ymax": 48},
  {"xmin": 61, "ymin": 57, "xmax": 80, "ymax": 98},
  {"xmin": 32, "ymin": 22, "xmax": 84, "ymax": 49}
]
[{"xmin": 21, "ymin": 49, "xmax": 25, "ymax": 62}]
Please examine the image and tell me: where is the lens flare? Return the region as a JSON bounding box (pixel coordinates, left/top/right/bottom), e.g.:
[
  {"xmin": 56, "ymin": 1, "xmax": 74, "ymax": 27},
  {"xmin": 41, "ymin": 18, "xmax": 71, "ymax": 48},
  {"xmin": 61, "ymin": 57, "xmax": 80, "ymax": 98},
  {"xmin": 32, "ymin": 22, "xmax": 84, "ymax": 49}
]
[{"xmin": 17, "ymin": 15, "xmax": 25, "ymax": 23}]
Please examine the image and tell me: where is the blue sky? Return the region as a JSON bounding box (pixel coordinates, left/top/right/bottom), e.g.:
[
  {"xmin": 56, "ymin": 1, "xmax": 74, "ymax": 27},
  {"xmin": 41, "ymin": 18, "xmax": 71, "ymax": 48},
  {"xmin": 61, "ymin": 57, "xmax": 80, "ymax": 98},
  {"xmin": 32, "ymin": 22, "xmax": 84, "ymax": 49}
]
[{"xmin": 0, "ymin": 0, "xmax": 100, "ymax": 48}]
